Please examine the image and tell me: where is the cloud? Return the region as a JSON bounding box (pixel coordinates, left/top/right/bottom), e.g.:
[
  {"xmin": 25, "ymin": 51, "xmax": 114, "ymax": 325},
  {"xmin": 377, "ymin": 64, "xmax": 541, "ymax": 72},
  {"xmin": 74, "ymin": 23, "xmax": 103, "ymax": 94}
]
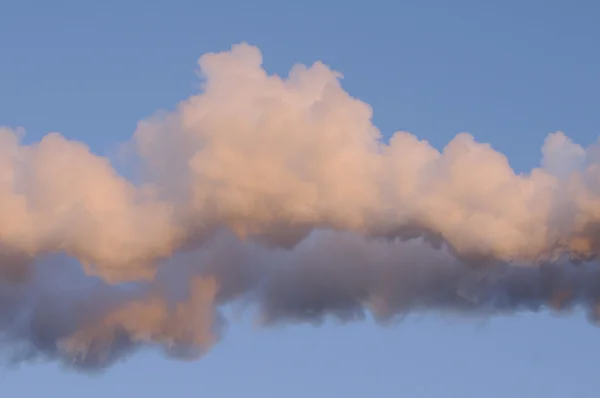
[{"xmin": 2, "ymin": 43, "xmax": 600, "ymax": 371}]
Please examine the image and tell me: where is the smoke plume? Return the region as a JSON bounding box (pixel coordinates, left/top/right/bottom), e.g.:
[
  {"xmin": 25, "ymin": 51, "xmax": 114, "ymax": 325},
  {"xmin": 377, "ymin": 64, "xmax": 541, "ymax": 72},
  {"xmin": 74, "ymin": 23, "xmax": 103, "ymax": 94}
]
[{"xmin": 2, "ymin": 43, "xmax": 600, "ymax": 372}]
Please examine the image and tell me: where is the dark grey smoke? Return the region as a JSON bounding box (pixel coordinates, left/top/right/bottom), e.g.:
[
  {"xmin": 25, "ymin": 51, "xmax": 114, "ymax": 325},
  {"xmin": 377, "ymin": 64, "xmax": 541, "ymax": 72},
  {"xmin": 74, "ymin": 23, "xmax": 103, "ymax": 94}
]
[{"xmin": 2, "ymin": 229, "xmax": 600, "ymax": 373}]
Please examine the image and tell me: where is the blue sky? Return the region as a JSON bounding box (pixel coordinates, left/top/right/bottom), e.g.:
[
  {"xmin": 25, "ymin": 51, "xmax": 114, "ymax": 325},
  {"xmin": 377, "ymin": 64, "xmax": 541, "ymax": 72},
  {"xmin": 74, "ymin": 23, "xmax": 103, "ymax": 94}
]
[{"xmin": 1, "ymin": 0, "xmax": 600, "ymax": 395}]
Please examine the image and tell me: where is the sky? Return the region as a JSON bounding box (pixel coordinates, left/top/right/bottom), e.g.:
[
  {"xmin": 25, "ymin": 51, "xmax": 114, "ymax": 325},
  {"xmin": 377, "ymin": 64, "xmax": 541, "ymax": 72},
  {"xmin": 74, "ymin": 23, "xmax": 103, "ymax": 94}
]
[{"xmin": 1, "ymin": 0, "xmax": 600, "ymax": 396}]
